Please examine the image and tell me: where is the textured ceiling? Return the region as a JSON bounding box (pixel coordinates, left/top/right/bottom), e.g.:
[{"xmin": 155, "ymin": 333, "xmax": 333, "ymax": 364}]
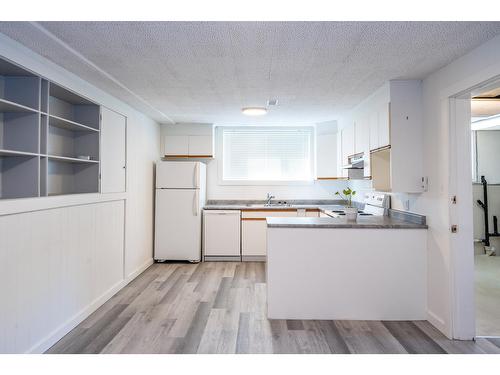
[{"xmin": 1, "ymin": 22, "xmax": 500, "ymax": 125}]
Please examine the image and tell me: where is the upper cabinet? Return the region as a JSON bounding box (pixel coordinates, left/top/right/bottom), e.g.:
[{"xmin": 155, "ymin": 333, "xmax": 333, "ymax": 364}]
[
  {"xmin": 339, "ymin": 80, "xmax": 423, "ymax": 192},
  {"xmin": 354, "ymin": 115, "xmax": 371, "ymax": 178},
  {"xmin": 377, "ymin": 104, "xmax": 390, "ymax": 149},
  {"xmin": 371, "ymin": 80, "xmax": 423, "ymax": 193},
  {"xmin": 163, "ymin": 124, "xmax": 214, "ymax": 158},
  {"xmin": 369, "ymin": 103, "xmax": 390, "ymax": 151},
  {"xmin": 316, "ymin": 133, "xmax": 338, "ymax": 179},
  {"xmin": 164, "ymin": 135, "xmax": 189, "ymax": 156},
  {"xmin": 187, "ymin": 135, "xmax": 213, "ymax": 156},
  {"xmin": 340, "ymin": 124, "xmax": 355, "ymax": 165},
  {"xmin": 354, "ymin": 116, "xmax": 369, "ymax": 155},
  {"xmin": 315, "ymin": 122, "xmax": 340, "ymax": 180}
]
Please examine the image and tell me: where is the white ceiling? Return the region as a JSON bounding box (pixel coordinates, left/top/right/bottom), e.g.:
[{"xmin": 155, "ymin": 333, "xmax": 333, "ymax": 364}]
[{"xmin": 1, "ymin": 22, "xmax": 500, "ymax": 125}]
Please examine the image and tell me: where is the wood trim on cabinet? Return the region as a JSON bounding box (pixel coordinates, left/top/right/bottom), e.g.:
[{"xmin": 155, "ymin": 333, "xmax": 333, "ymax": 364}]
[
  {"xmin": 164, "ymin": 154, "xmax": 214, "ymax": 158},
  {"xmin": 369, "ymin": 145, "xmax": 391, "ymax": 153},
  {"xmin": 241, "ymin": 217, "xmax": 268, "ymax": 221}
]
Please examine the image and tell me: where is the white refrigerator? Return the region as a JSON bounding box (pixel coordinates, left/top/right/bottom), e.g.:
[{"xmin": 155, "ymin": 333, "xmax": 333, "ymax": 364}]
[{"xmin": 154, "ymin": 161, "xmax": 206, "ymax": 262}]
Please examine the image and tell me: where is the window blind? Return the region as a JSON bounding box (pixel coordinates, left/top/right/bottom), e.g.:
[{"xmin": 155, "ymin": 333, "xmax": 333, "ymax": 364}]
[{"xmin": 222, "ymin": 127, "xmax": 313, "ymax": 181}]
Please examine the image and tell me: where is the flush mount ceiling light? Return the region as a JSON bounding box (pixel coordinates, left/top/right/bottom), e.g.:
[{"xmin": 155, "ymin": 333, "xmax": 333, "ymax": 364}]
[{"xmin": 242, "ymin": 107, "xmax": 267, "ymax": 116}]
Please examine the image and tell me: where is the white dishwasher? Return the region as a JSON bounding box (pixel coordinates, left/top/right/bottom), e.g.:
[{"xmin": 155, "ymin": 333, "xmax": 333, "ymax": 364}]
[{"xmin": 203, "ymin": 210, "xmax": 241, "ymax": 261}]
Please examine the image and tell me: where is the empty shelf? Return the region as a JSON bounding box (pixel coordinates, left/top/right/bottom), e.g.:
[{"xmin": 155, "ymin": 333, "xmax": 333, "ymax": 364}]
[
  {"xmin": 0, "ymin": 98, "xmax": 39, "ymax": 113},
  {"xmin": 0, "ymin": 149, "xmax": 39, "ymax": 157},
  {"xmin": 47, "ymin": 155, "xmax": 99, "ymax": 164},
  {"xmin": 49, "ymin": 115, "xmax": 99, "ymax": 132}
]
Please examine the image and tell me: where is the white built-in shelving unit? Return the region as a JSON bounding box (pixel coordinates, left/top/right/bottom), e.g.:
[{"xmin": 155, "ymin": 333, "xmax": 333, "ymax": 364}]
[{"xmin": 0, "ymin": 57, "xmax": 100, "ymax": 199}]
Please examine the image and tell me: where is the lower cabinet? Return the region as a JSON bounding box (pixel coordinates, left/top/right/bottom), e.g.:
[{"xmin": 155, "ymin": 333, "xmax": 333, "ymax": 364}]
[
  {"xmin": 241, "ymin": 220, "xmax": 268, "ymax": 257},
  {"xmin": 241, "ymin": 210, "xmax": 298, "ymax": 259},
  {"xmin": 203, "ymin": 209, "xmax": 323, "ymax": 261}
]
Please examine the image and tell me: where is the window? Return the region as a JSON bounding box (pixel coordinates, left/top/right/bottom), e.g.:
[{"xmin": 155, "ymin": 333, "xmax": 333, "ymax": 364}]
[{"xmin": 221, "ymin": 127, "xmax": 314, "ymax": 182}]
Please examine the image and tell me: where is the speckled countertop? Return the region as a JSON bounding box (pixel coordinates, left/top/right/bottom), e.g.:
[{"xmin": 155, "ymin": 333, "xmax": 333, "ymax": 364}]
[
  {"xmin": 202, "ymin": 199, "xmax": 427, "ymax": 229},
  {"xmin": 203, "ymin": 203, "xmax": 347, "ymax": 211},
  {"xmin": 203, "ymin": 199, "xmax": 352, "ymax": 211},
  {"xmin": 266, "ymin": 216, "xmax": 428, "ymax": 229}
]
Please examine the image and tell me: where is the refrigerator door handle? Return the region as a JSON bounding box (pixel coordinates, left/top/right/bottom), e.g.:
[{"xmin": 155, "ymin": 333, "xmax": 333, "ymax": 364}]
[
  {"xmin": 193, "ymin": 190, "xmax": 199, "ymax": 216},
  {"xmin": 194, "ymin": 162, "xmax": 199, "ymax": 188}
]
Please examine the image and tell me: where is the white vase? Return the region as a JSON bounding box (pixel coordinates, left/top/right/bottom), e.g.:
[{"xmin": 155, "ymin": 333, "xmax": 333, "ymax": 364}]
[{"xmin": 345, "ymin": 207, "xmax": 358, "ymax": 221}]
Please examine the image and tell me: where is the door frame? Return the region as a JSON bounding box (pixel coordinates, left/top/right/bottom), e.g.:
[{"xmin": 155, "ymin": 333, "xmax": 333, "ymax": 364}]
[
  {"xmin": 449, "ymin": 96, "xmax": 475, "ymax": 340},
  {"xmin": 449, "ymin": 77, "xmax": 500, "ymax": 339}
]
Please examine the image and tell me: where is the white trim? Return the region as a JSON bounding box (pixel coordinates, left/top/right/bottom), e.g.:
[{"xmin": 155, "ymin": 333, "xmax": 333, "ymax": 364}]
[
  {"xmin": 27, "ymin": 279, "xmax": 125, "ymax": 354},
  {"xmin": 125, "ymin": 257, "xmax": 154, "ymax": 281},
  {"xmin": 0, "ymin": 193, "xmax": 127, "ymax": 216},
  {"xmin": 448, "ymin": 97, "xmax": 477, "ymax": 340},
  {"xmin": 427, "ymin": 309, "xmax": 448, "ymax": 334},
  {"xmin": 27, "ymin": 257, "xmax": 153, "ymax": 354}
]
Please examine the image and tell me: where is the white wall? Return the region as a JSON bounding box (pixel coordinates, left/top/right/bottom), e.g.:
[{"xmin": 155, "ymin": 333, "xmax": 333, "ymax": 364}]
[
  {"xmin": 412, "ymin": 34, "xmax": 500, "ymax": 338},
  {"xmin": 160, "ymin": 124, "xmax": 348, "ymax": 201},
  {"xmin": 0, "ymin": 33, "xmax": 160, "ymax": 352}
]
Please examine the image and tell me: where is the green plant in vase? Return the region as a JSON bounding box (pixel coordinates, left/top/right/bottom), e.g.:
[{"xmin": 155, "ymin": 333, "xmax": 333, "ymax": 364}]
[
  {"xmin": 335, "ymin": 188, "xmax": 358, "ymax": 221},
  {"xmin": 335, "ymin": 188, "xmax": 356, "ymax": 207}
]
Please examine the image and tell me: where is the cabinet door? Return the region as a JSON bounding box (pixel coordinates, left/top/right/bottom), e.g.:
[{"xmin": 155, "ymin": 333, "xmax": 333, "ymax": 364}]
[
  {"xmin": 355, "ymin": 116, "xmax": 370, "ymax": 154},
  {"xmin": 100, "ymin": 107, "xmax": 126, "ymax": 193},
  {"xmin": 341, "ymin": 124, "xmax": 355, "ymax": 164},
  {"xmin": 316, "ymin": 133, "xmax": 337, "ymax": 178},
  {"xmin": 241, "ymin": 220, "xmax": 268, "ymax": 256},
  {"xmin": 203, "ymin": 211, "xmax": 241, "ymax": 256},
  {"xmin": 188, "ymin": 135, "xmax": 213, "ymax": 156},
  {"xmin": 369, "ymin": 111, "xmax": 379, "ymax": 150},
  {"xmin": 164, "ymin": 135, "xmax": 189, "ymax": 156},
  {"xmin": 378, "ymin": 103, "xmax": 390, "ymax": 148}
]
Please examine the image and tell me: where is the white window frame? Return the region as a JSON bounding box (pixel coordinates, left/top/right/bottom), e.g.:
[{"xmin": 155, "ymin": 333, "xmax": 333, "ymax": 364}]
[{"xmin": 216, "ymin": 126, "xmax": 315, "ymax": 186}]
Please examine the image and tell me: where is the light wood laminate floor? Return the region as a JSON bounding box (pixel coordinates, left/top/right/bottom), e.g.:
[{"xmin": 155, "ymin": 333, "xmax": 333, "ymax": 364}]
[
  {"xmin": 47, "ymin": 262, "xmax": 500, "ymax": 354},
  {"xmin": 475, "ymin": 254, "xmax": 500, "ymax": 336}
]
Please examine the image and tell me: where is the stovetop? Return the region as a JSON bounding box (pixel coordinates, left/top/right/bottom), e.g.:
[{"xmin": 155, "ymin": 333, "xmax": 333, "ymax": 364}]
[{"xmin": 327, "ymin": 210, "xmax": 373, "ymax": 216}]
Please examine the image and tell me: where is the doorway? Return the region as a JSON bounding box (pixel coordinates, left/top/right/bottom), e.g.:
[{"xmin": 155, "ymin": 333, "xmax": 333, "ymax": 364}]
[{"xmin": 470, "ymin": 86, "xmax": 500, "ymax": 336}]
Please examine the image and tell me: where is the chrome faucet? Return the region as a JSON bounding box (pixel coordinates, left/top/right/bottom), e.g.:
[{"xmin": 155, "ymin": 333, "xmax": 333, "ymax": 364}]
[{"xmin": 265, "ymin": 192, "xmax": 276, "ymax": 206}]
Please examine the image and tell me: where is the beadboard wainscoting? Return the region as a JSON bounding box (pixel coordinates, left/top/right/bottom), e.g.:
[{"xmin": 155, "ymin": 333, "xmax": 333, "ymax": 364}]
[{"xmin": 0, "ymin": 200, "xmax": 129, "ymax": 353}]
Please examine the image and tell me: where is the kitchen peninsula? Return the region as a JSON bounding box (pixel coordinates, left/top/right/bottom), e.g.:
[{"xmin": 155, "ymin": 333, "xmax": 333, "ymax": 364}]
[{"xmin": 266, "ymin": 213, "xmax": 428, "ymax": 321}]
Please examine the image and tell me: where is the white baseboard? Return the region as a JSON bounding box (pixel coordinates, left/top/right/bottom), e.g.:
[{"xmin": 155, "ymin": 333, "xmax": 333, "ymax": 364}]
[
  {"xmin": 427, "ymin": 309, "xmax": 451, "ymax": 339},
  {"xmin": 27, "ymin": 258, "xmax": 154, "ymax": 354},
  {"xmin": 126, "ymin": 258, "xmax": 154, "ymax": 282}
]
